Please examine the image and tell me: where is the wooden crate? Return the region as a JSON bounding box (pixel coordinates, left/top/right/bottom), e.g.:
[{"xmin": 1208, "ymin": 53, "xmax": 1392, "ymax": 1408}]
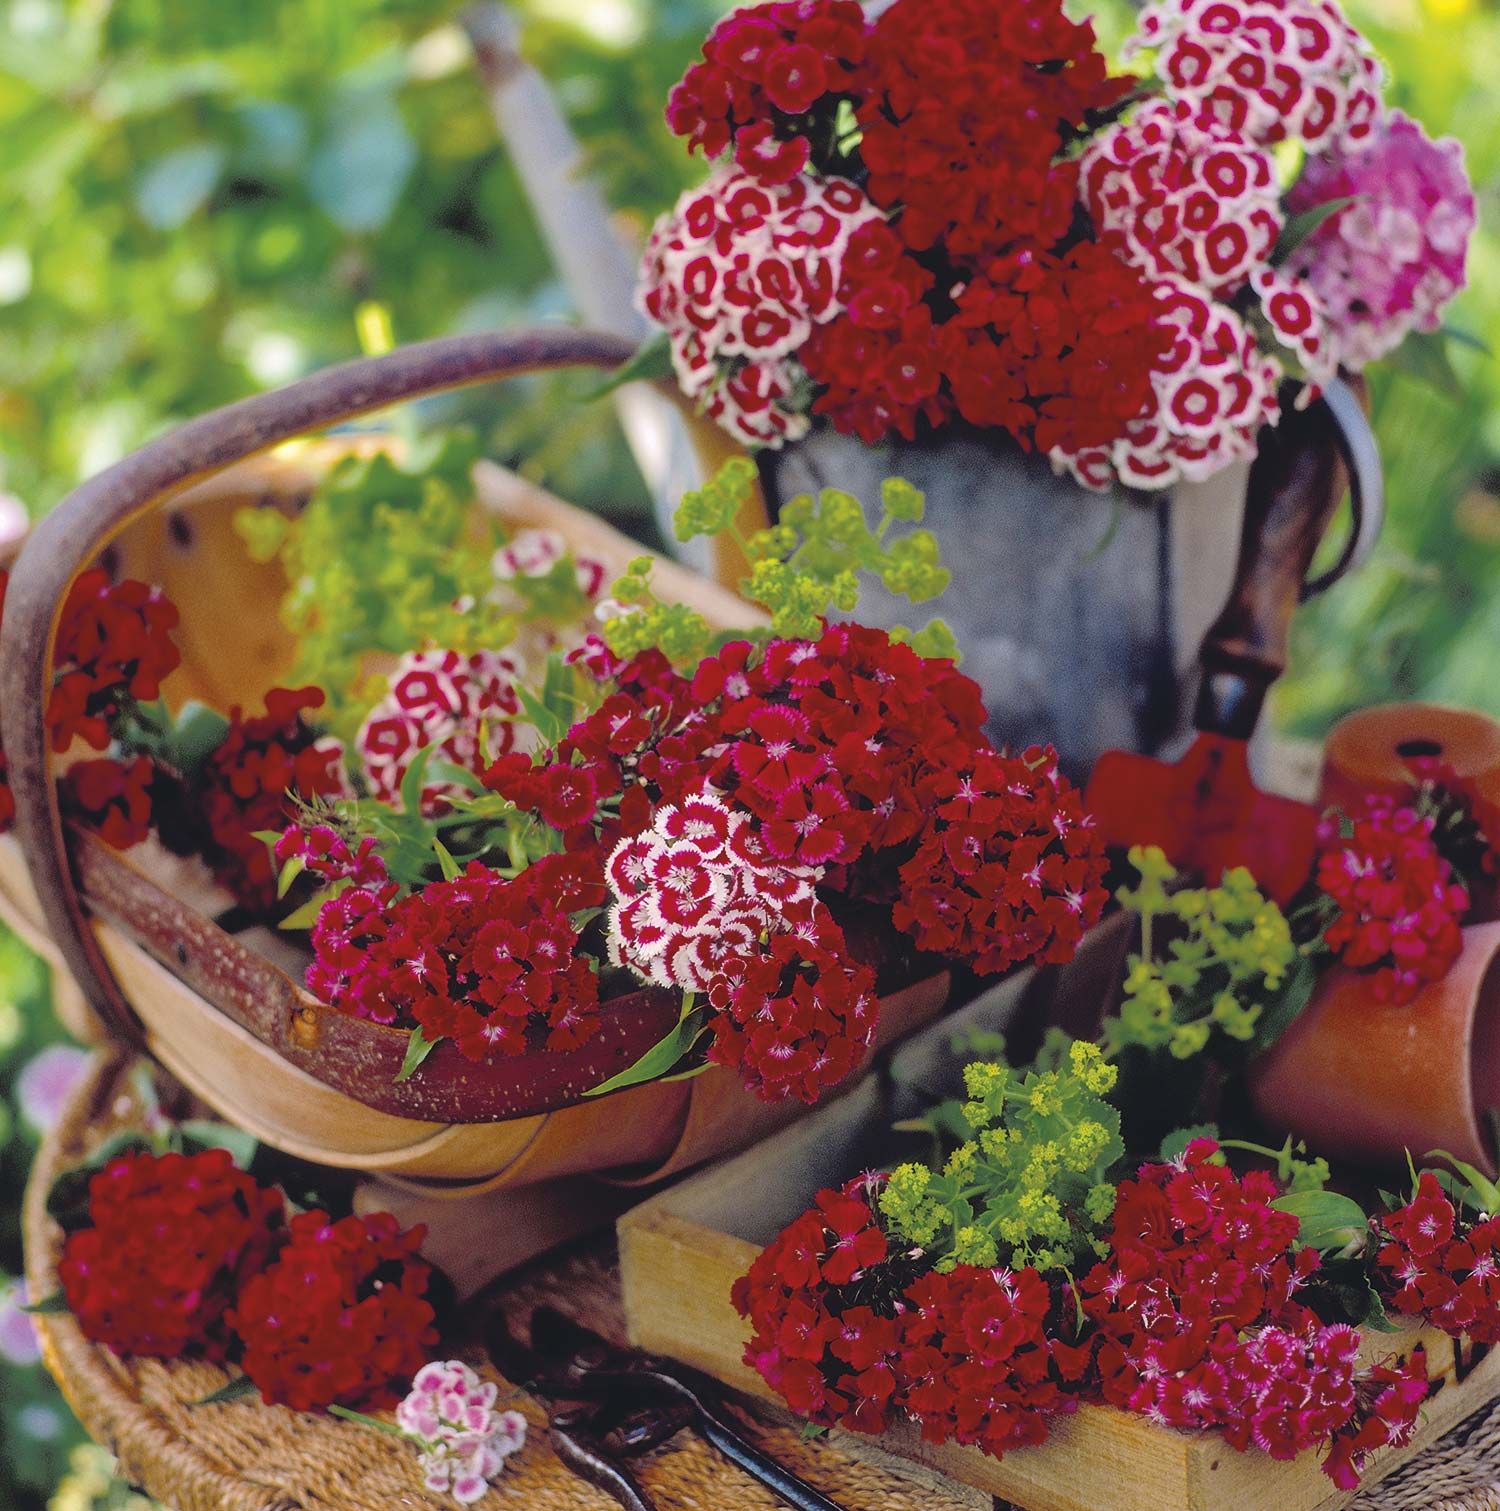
[{"xmin": 619, "ymin": 978, "xmax": 1500, "ymax": 1511}]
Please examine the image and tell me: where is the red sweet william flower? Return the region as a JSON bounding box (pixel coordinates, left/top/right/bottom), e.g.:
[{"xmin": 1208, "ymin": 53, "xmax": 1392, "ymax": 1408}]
[
  {"xmin": 1320, "ymin": 1349, "xmax": 1429, "ymax": 1491},
  {"xmin": 58, "ymin": 1149, "xmax": 283, "ymax": 1362},
  {"xmin": 308, "ymin": 855, "xmax": 604, "ymax": 1059},
  {"xmin": 893, "ymin": 746, "xmax": 1106, "ymax": 976},
  {"xmin": 1314, "ymin": 798, "xmax": 1469, "ymax": 1005},
  {"xmin": 705, "ymin": 908, "xmax": 878, "ymax": 1104},
  {"xmin": 1376, "ymin": 1173, "xmax": 1500, "ymax": 1345},
  {"xmin": 45, "ymin": 569, "xmax": 181, "ymax": 752},
  {"xmin": 731, "ymin": 1178, "xmax": 903, "ymax": 1433},
  {"xmin": 196, "ymin": 686, "xmax": 350, "ymax": 912},
  {"xmin": 275, "ymin": 822, "xmax": 389, "ymax": 890},
  {"xmin": 229, "ymin": 1209, "xmax": 437, "ymax": 1413},
  {"xmin": 665, "ymin": 2, "xmax": 868, "ymax": 173},
  {"xmin": 856, "ymin": 0, "xmax": 1125, "ymax": 263},
  {"xmin": 896, "ymin": 1264, "xmax": 1074, "ymax": 1457},
  {"xmin": 60, "ymin": 755, "xmax": 156, "ymax": 850}
]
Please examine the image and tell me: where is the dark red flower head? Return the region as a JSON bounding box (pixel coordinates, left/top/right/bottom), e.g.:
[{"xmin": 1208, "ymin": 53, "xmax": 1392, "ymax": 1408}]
[
  {"xmin": 229, "ymin": 1209, "xmax": 437, "ymax": 1412},
  {"xmin": 58, "ymin": 1149, "xmax": 283, "ymax": 1362}
]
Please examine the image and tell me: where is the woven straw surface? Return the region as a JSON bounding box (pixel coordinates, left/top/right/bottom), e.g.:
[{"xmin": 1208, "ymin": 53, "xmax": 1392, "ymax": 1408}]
[{"xmin": 23, "ymin": 1051, "xmax": 1500, "ymax": 1511}]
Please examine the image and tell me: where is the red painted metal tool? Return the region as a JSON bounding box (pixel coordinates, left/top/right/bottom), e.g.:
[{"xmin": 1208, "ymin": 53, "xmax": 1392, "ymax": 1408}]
[{"xmin": 1085, "ymin": 379, "xmax": 1383, "ymax": 903}]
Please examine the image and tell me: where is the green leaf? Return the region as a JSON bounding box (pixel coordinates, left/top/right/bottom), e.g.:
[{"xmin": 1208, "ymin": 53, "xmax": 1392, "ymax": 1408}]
[
  {"xmin": 1159, "ymin": 1124, "xmax": 1220, "ymax": 1162},
  {"xmin": 1251, "ymin": 951, "xmax": 1319, "ymax": 1054},
  {"xmin": 1423, "ymin": 1149, "xmax": 1500, "ymax": 1213},
  {"xmin": 1274, "ymin": 196, "xmax": 1359, "ymax": 260},
  {"xmin": 799, "ymin": 1421, "xmax": 829, "ymax": 1442},
  {"xmin": 433, "ymin": 840, "xmax": 461, "ymax": 882},
  {"xmin": 516, "ymin": 683, "xmax": 567, "ymax": 747},
  {"xmin": 579, "ymin": 331, "xmax": 673, "ymax": 401},
  {"xmin": 171, "ymin": 702, "xmax": 232, "ymax": 774},
  {"xmin": 399, "ymin": 743, "xmax": 439, "ymax": 818},
  {"xmin": 178, "ymin": 1120, "xmax": 259, "ymax": 1170},
  {"xmin": 276, "ymin": 854, "xmax": 306, "ymax": 900},
  {"xmin": 47, "ymin": 1132, "xmax": 157, "ymax": 1232},
  {"xmin": 192, "ymin": 1375, "xmax": 261, "ymax": 1406},
  {"xmin": 20, "ymin": 1292, "xmax": 69, "ymax": 1316},
  {"xmin": 278, "ymin": 880, "xmax": 348, "ymax": 931},
  {"xmin": 1273, "ymin": 1189, "xmax": 1370, "ymax": 1254},
  {"xmin": 1385, "ymin": 329, "xmax": 1465, "ymax": 399},
  {"xmin": 585, "ymin": 1000, "xmax": 706, "ymax": 1097},
  {"xmin": 396, "ymin": 1026, "xmax": 440, "ymax": 1084},
  {"xmin": 1442, "ymin": 324, "xmax": 1492, "ymax": 356}
]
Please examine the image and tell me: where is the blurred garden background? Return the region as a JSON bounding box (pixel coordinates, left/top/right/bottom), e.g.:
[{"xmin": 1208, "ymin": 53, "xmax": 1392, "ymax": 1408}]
[{"xmin": 0, "ymin": 0, "xmax": 1496, "ymax": 1503}]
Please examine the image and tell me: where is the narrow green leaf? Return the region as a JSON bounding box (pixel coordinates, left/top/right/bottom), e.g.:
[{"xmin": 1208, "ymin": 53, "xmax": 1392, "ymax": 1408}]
[
  {"xmin": 585, "ymin": 1004, "xmax": 706, "ymax": 1098},
  {"xmin": 426, "ymin": 759, "xmax": 487, "ymax": 796},
  {"xmin": 276, "ymin": 854, "xmax": 306, "ymax": 900},
  {"xmin": 578, "ymin": 331, "xmax": 673, "ymax": 401},
  {"xmin": 1424, "ymin": 1149, "xmax": 1500, "ymax": 1213},
  {"xmin": 433, "ymin": 839, "xmax": 461, "ymax": 882},
  {"xmin": 1272, "ymin": 1189, "xmax": 1370, "ymax": 1254},
  {"xmin": 396, "ymin": 1026, "xmax": 440, "ymax": 1084},
  {"xmin": 1159, "ymin": 1124, "xmax": 1221, "ymax": 1162},
  {"xmin": 178, "ymin": 1120, "xmax": 259, "ymax": 1170},
  {"xmin": 278, "ymin": 879, "xmax": 349, "ymax": 931},
  {"xmin": 399, "ymin": 743, "xmax": 439, "ymax": 817},
  {"xmin": 21, "ymin": 1292, "xmax": 69, "ymax": 1316},
  {"xmin": 1442, "ymin": 324, "xmax": 1492, "ymax": 356},
  {"xmin": 192, "ymin": 1375, "xmax": 260, "ymax": 1406},
  {"xmin": 171, "ymin": 702, "xmax": 232, "ymax": 773},
  {"xmin": 516, "ymin": 683, "xmax": 566, "ymax": 747},
  {"xmin": 1251, "ymin": 952, "xmax": 1319, "ymax": 1054},
  {"xmin": 1274, "ymin": 196, "xmax": 1359, "ymax": 260},
  {"xmin": 1385, "ymin": 329, "xmax": 1464, "ymax": 399}
]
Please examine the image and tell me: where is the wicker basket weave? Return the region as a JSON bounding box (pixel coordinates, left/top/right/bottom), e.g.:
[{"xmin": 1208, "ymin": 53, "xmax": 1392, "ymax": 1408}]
[{"xmin": 22, "ymin": 1050, "xmax": 1500, "ymax": 1511}]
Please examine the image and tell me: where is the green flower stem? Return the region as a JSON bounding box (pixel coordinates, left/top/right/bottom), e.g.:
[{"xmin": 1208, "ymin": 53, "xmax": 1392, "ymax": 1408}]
[{"xmin": 328, "ymin": 1405, "xmax": 412, "ymax": 1439}]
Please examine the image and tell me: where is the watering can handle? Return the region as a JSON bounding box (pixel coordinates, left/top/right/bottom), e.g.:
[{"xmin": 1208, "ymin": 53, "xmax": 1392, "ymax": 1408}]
[
  {"xmin": 1193, "ymin": 377, "xmax": 1384, "ymax": 742},
  {"xmin": 0, "ymin": 328, "xmax": 636, "ymax": 1048}
]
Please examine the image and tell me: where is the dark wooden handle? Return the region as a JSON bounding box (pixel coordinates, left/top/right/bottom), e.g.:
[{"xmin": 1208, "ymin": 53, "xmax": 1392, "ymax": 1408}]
[
  {"xmin": 1194, "ymin": 377, "xmax": 1380, "ymax": 741},
  {"xmin": 0, "ymin": 327, "xmax": 636, "ymax": 1047}
]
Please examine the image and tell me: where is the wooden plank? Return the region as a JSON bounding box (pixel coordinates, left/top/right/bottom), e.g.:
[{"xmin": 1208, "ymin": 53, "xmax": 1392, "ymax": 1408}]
[{"xmin": 619, "ymin": 1095, "xmax": 1500, "ymax": 1511}]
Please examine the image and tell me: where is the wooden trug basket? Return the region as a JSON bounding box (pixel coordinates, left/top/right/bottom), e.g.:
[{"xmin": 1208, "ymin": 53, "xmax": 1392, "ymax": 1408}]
[{"xmin": 0, "ymin": 330, "xmax": 950, "ymax": 1281}]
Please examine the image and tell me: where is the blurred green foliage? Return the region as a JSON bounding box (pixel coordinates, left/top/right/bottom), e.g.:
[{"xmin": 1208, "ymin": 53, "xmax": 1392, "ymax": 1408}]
[{"xmin": 0, "ymin": 0, "xmax": 1496, "ymax": 1503}]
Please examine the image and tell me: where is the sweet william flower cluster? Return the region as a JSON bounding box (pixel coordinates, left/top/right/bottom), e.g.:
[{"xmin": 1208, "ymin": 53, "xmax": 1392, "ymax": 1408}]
[
  {"xmin": 55, "ymin": 1150, "xmax": 437, "ymax": 1413},
  {"xmin": 639, "ymin": 0, "xmax": 1475, "ymax": 490},
  {"xmin": 736, "ymin": 1122, "xmax": 1435, "ymax": 1492}
]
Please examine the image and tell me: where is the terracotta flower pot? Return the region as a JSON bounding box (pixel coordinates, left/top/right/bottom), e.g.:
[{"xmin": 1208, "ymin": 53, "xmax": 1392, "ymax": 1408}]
[
  {"xmin": 1249, "ymin": 920, "xmax": 1500, "ymax": 1177},
  {"xmin": 1320, "ymin": 701, "xmax": 1500, "ymax": 816}
]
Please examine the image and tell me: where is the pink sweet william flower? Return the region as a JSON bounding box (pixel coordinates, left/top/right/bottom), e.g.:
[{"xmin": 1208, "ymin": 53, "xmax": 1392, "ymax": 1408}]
[
  {"xmin": 604, "ymin": 788, "xmax": 820, "ymax": 992},
  {"xmin": 396, "ymin": 1360, "xmax": 527, "ymax": 1506},
  {"xmin": 636, "ymin": 165, "xmax": 886, "ymax": 447},
  {"xmin": 1081, "ymin": 99, "xmax": 1282, "ymax": 300},
  {"xmin": 1284, "ymin": 111, "xmax": 1476, "ymax": 371},
  {"xmin": 1128, "ymin": 0, "xmax": 1382, "ymax": 151},
  {"xmin": 1053, "ymin": 277, "xmax": 1282, "ymax": 491},
  {"xmin": 357, "ymin": 648, "xmax": 530, "ymax": 813}
]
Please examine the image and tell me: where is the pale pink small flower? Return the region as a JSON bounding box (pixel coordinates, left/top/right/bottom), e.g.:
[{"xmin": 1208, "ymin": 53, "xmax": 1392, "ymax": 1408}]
[{"xmin": 396, "ymin": 1361, "xmax": 526, "ymax": 1505}]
